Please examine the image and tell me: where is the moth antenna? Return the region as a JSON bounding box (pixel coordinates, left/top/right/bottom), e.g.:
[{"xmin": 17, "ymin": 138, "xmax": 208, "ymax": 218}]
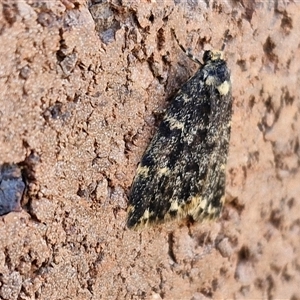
[
  {"xmin": 171, "ymin": 29, "xmax": 202, "ymax": 66},
  {"xmin": 221, "ymin": 29, "xmax": 230, "ymax": 51}
]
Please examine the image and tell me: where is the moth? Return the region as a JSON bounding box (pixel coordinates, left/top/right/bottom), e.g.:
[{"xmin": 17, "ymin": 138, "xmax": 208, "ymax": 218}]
[{"xmin": 127, "ymin": 30, "xmax": 232, "ymax": 229}]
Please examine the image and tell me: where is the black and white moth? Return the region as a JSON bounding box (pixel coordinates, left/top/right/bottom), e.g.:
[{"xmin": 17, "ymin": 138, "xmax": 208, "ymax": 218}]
[{"xmin": 127, "ymin": 31, "xmax": 232, "ymax": 229}]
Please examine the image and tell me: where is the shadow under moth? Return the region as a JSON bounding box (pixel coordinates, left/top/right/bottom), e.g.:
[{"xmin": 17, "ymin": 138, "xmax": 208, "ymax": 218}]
[{"xmin": 127, "ymin": 30, "xmax": 232, "ymax": 229}]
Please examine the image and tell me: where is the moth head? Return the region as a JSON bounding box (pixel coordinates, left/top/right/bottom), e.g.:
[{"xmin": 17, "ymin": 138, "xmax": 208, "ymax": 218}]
[{"xmin": 203, "ymin": 50, "xmax": 224, "ymax": 63}]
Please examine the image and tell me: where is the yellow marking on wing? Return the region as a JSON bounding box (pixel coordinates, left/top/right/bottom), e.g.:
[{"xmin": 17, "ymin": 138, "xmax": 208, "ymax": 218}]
[
  {"xmin": 157, "ymin": 167, "xmax": 170, "ymax": 176},
  {"xmin": 205, "ymin": 76, "xmax": 216, "ymax": 86},
  {"xmin": 165, "ymin": 116, "xmax": 185, "ymax": 130},
  {"xmin": 164, "ymin": 200, "xmax": 180, "ymax": 221},
  {"xmin": 169, "ymin": 200, "xmax": 179, "ymax": 211},
  {"xmin": 175, "ymin": 195, "xmax": 203, "ymax": 219},
  {"xmin": 207, "ymin": 204, "xmax": 217, "ymax": 214},
  {"xmin": 198, "ymin": 198, "xmax": 208, "ymax": 210},
  {"xmin": 127, "ymin": 205, "xmax": 135, "ymax": 214},
  {"xmin": 220, "ymin": 164, "xmax": 226, "ymax": 171},
  {"xmin": 182, "ymin": 94, "xmax": 190, "ymax": 102},
  {"xmin": 142, "ymin": 208, "xmax": 150, "ymax": 220},
  {"xmin": 136, "ymin": 165, "xmax": 150, "ymax": 177},
  {"xmin": 217, "ymin": 80, "xmax": 230, "ymax": 96}
]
